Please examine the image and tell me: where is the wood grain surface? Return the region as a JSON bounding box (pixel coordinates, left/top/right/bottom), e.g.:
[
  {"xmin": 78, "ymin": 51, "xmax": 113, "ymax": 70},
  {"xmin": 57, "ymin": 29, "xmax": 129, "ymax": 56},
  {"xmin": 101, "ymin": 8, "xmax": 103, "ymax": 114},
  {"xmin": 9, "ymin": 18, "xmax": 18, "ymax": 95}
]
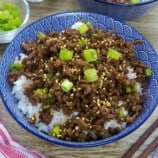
[{"xmin": 0, "ymin": 1, "xmax": 158, "ymax": 158}]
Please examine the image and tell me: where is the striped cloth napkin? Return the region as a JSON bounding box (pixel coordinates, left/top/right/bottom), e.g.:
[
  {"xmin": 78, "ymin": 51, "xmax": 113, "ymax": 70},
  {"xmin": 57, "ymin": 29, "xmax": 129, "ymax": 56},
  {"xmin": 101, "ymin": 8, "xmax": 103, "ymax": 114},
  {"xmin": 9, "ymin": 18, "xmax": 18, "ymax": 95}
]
[{"xmin": 0, "ymin": 121, "xmax": 46, "ymax": 158}]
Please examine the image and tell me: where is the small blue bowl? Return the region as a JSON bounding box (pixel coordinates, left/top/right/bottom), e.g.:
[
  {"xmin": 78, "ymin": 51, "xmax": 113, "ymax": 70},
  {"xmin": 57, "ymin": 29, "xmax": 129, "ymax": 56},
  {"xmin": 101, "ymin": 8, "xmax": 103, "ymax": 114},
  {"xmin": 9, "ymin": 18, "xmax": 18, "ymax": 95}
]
[
  {"xmin": 0, "ymin": 12, "xmax": 158, "ymax": 148},
  {"xmin": 77, "ymin": 0, "xmax": 158, "ymax": 21}
]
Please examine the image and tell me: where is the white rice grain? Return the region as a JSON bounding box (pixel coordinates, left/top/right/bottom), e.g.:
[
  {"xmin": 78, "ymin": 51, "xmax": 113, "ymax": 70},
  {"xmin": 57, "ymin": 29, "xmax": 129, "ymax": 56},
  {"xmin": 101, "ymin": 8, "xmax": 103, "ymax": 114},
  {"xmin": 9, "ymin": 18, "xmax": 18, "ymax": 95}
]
[
  {"xmin": 12, "ymin": 75, "xmax": 33, "ymax": 99},
  {"xmin": 104, "ymin": 119, "xmax": 126, "ymax": 130},
  {"xmin": 48, "ymin": 109, "xmax": 68, "ymax": 132},
  {"xmin": 70, "ymin": 21, "xmax": 84, "ymax": 30},
  {"xmin": 126, "ymin": 66, "xmax": 137, "ymax": 79},
  {"xmin": 14, "ymin": 53, "xmax": 28, "ymax": 64}
]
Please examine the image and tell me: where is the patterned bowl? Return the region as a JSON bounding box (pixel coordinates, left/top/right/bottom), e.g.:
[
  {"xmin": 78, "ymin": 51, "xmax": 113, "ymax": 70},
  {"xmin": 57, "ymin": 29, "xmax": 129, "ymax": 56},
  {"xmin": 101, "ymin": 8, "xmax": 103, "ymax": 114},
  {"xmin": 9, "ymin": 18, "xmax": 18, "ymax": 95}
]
[
  {"xmin": 0, "ymin": 12, "xmax": 158, "ymax": 147},
  {"xmin": 77, "ymin": 0, "xmax": 158, "ymax": 21}
]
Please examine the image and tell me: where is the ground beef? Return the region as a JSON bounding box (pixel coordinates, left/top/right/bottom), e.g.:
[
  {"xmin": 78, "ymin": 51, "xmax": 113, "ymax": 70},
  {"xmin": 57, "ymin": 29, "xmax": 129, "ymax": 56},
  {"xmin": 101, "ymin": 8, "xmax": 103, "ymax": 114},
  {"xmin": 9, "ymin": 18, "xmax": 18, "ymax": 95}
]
[{"xmin": 8, "ymin": 21, "xmax": 151, "ymax": 142}]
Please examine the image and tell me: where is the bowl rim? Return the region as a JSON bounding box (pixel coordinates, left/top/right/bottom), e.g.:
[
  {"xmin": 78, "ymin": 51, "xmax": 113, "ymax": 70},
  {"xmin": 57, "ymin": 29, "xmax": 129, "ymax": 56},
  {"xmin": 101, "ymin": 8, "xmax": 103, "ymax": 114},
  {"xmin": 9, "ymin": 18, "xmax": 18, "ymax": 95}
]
[
  {"xmin": 0, "ymin": 0, "xmax": 30, "ymax": 34},
  {"xmin": 94, "ymin": 0, "xmax": 158, "ymax": 7},
  {"xmin": 1, "ymin": 11, "xmax": 158, "ymax": 148}
]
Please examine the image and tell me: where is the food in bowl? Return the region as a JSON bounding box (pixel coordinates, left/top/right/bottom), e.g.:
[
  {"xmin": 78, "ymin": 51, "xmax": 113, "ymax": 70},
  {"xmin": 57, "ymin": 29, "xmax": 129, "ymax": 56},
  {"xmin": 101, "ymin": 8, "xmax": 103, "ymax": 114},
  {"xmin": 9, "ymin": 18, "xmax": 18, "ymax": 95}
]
[
  {"xmin": 106, "ymin": 0, "xmax": 136, "ymax": 4},
  {"xmin": 78, "ymin": 0, "xmax": 158, "ymax": 21},
  {"xmin": 7, "ymin": 21, "xmax": 152, "ymax": 142},
  {"xmin": 0, "ymin": 0, "xmax": 23, "ymax": 31},
  {"xmin": 105, "ymin": 0, "xmax": 148, "ymax": 4}
]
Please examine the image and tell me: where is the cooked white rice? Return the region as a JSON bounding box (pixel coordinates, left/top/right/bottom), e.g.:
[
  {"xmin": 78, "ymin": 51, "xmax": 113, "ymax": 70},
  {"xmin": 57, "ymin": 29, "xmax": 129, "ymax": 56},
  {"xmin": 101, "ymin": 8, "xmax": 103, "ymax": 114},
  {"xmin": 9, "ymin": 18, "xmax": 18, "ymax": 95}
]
[
  {"xmin": 104, "ymin": 119, "xmax": 126, "ymax": 130},
  {"xmin": 12, "ymin": 75, "xmax": 68, "ymax": 133},
  {"xmin": 70, "ymin": 21, "xmax": 84, "ymax": 30},
  {"xmin": 126, "ymin": 66, "xmax": 137, "ymax": 79}
]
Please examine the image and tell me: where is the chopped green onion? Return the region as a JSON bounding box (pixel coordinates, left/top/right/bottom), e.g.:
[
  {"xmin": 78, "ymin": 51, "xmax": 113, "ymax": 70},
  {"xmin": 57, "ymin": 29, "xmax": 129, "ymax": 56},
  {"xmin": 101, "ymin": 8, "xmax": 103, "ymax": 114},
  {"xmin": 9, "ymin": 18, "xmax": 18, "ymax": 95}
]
[
  {"xmin": 0, "ymin": 1, "xmax": 23, "ymax": 31},
  {"xmin": 48, "ymin": 92, "xmax": 54, "ymax": 98},
  {"xmin": 79, "ymin": 39, "xmax": 87, "ymax": 46},
  {"xmin": 9, "ymin": 63, "xmax": 24, "ymax": 71},
  {"xmin": 134, "ymin": 83, "xmax": 139, "ymax": 92},
  {"xmin": 61, "ymin": 79, "xmax": 73, "ymax": 92},
  {"xmin": 92, "ymin": 33, "xmax": 97, "ymax": 37},
  {"xmin": 34, "ymin": 89, "xmax": 43, "ymax": 96},
  {"xmin": 51, "ymin": 125, "xmax": 61, "ymax": 137},
  {"xmin": 84, "ymin": 68, "xmax": 98, "ymax": 82},
  {"xmin": 131, "ymin": 0, "xmax": 139, "ymax": 4},
  {"xmin": 86, "ymin": 21, "xmax": 93, "ymax": 29},
  {"xmin": 34, "ymin": 88, "xmax": 48, "ymax": 96},
  {"xmin": 83, "ymin": 49, "xmax": 98, "ymax": 62},
  {"xmin": 59, "ymin": 48, "xmax": 73, "ymax": 60},
  {"xmin": 145, "ymin": 68, "xmax": 152, "ymax": 77},
  {"xmin": 107, "ymin": 48, "xmax": 122, "ymax": 60},
  {"xmin": 77, "ymin": 23, "xmax": 89, "ymax": 34},
  {"xmin": 37, "ymin": 31, "xmax": 46, "ymax": 42},
  {"xmin": 119, "ymin": 107, "xmax": 125, "ymax": 118},
  {"xmin": 42, "ymin": 105, "xmax": 50, "ymax": 110},
  {"xmin": 43, "ymin": 88, "xmax": 48, "ymax": 93},
  {"xmin": 125, "ymin": 86, "xmax": 132, "ymax": 93}
]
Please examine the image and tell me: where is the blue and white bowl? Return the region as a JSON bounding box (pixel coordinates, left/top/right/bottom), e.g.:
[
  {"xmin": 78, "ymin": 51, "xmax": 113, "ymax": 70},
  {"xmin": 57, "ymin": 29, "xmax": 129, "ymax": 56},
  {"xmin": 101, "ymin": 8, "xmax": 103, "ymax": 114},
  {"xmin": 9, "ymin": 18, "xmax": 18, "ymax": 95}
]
[
  {"xmin": 77, "ymin": 0, "xmax": 158, "ymax": 21},
  {"xmin": 0, "ymin": 12, "xmax": 158, "ymax": 147}
]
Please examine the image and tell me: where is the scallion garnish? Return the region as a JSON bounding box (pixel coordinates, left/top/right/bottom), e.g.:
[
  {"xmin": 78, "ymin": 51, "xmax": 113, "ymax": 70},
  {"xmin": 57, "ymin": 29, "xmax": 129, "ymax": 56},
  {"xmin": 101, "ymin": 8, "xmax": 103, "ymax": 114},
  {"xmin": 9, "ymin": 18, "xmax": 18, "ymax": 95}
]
[
  {"xmin": 34, "ymin": 88, "xmax": 48, "ymax": 96},
  {"xmin": 59, "ymin": 48, "xmax": 73, "ymax": 60},
  {"xmin": 79, "ymin": 39, "xmax": 87, "ymax": 46},
  {"xmin": 134, "ymin": 83, "xmax": 139, "ymax": 92},
  {"xmin": 92, "ymin": 33, "xmax": 97, "ymax": 37},
  {"xmin": 84, "ymin": 68, "xmax": 98, "ymax": 82},
  {"xmin": 9, "ymin": 63, "xmax": 24, "ymax": 71},
  {"xmin": 119, "ymin": 107, "xmax": 125, "ymax": 118},
  {"xmin": 125, "ymin": 86, "xmax": 132, "ymax": 93},
  {"xmin": 37, "ymin": 31, "xmax": 46, "ymax": 42},
  {"xmin": 77, "ymin": 23, "xmax": 89, "ymax": 34},
  {"xmin": 131, "ymin": 0, "xmax": 139, "ymax": 4},
  {"xmin": 145, "ymin": 68, "xmax": 152, "ymax": 77},
  {"xmin": 51, "ymin": 125, "xmax": 61, "ymax": 137},
  {"xmin": 86, "ymin": 21, "xmax": 93, "ymax": 29},
  {"xmin": 83, "ymin": 49, "xmax": 98, "ymax": 62},
  {"xmin": 107, "ymin": 48, "xmax": 122, "ymax": 60},
  {"xmin": 42, "ymin": 105, "xmax": 50, "ymax": 110},
  {"xmin": 61, "ymin": 79, "xmax": 74, "ymax": 92},
  {"xmin": 34, "ymin": 89, "xmax": 43, "ymax": 96},
  {"xmin": 48, "ymin": 92, "xmax": 54, "ymax": 98}
]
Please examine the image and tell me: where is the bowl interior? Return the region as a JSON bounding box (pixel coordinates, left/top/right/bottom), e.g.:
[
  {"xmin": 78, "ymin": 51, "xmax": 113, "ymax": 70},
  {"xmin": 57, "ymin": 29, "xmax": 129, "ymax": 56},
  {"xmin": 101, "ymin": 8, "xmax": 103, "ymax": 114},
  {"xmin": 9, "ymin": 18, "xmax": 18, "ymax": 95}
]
[{"xmin": 0, "ymin": 12, "xmax": 158, "ymax": 147}]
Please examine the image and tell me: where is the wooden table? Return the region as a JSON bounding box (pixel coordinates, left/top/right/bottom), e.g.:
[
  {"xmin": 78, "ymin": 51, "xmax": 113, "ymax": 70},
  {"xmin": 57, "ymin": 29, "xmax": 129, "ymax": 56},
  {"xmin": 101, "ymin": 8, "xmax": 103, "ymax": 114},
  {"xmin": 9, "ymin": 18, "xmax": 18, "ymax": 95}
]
[{"xmin": 0, "ymin": 1, "xmax": 158, "ymax": 157}]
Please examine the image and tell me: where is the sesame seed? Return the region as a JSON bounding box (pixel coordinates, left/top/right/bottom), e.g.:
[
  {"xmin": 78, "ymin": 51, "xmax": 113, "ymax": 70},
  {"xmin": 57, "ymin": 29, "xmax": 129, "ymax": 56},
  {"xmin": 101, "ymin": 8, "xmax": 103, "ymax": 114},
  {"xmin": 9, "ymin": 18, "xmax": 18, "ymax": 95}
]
[
  {"xmin": 75, "ymin": 126, "xmax": 79, "ymax": 130},
  {"xmin": 70, "ymin": 93, "xmax": 74, "ymax": 97},
  {"xmin": 85, "ymin": 105, "xmax": 88, "ymax": 108},
  {"xmin": 56, "ymin": 72, "xmax": 60, "ymax": 76},
  {"xmin": 106, "ymin": 101, "xmax": 111, "ymax": 107},
  {"xmin": 73, "ymin": 88, "xmax": 76, "ymax": 92},
  {"xmin": 50, "ymin": 57, "xmax": 53, "ymax": 61},
  {"xmin": 45, "ymin": 64, "xmax": 48, "ymax": 69}
]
